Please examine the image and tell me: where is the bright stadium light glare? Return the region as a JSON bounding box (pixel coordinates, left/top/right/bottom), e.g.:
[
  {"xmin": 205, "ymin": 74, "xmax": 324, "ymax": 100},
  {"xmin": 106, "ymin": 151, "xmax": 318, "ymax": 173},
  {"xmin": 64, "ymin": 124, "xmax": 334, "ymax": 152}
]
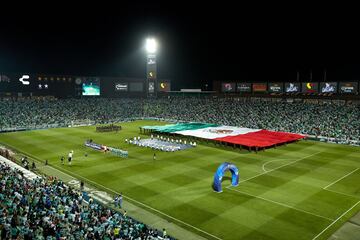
[{"xmin": 146, "ymin": 38, "xmax": 157, "ymax": 53}]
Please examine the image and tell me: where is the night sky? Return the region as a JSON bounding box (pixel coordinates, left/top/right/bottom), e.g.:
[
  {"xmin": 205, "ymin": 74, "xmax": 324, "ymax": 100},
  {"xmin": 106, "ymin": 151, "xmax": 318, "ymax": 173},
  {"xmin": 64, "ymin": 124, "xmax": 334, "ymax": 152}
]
[{"xmin": 0, "ymin": 4, "xmax": 359, "ymax": 90}]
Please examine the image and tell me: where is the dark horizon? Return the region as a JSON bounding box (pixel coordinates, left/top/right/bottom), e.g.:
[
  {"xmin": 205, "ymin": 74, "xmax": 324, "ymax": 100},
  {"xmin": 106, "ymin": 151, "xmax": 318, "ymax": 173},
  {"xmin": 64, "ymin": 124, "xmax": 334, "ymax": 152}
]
[{"xmin": 1, "ymin": 5, "xmax": 360, "ymax": 90}]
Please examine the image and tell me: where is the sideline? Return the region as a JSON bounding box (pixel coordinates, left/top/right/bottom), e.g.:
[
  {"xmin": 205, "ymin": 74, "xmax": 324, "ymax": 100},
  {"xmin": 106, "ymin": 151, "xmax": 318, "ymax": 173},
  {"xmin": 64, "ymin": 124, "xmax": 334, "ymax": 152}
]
[
  {"xmin": 1, "ymin": 144, "xmax": 220, "ymax": 240},
  {"xmin": 312, "ymin": 200, "xmax": 360, "ymax": 240}
]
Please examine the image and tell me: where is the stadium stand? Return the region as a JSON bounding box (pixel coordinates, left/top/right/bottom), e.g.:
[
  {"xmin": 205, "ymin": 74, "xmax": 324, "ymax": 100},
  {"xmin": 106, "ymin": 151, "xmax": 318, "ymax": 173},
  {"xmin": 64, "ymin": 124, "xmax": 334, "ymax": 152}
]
[
  {"xmin": 0, "ymin": 97, "xmax": 359, "ymax": 142},
  {"xmin": 96, "ymin": 124, "xmax": 122, "ymax": 133},
  {"xmin": 0, "ymin": 154, "xmax": 173, "ymax": 239}
]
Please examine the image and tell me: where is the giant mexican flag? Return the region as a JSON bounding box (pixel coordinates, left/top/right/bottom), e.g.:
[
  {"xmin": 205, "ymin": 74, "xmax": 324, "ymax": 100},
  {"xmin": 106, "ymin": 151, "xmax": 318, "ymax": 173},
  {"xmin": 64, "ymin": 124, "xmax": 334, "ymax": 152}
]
[{"xmin": 143, "ymin": 123, "xmax": 304, "ymax": 148}]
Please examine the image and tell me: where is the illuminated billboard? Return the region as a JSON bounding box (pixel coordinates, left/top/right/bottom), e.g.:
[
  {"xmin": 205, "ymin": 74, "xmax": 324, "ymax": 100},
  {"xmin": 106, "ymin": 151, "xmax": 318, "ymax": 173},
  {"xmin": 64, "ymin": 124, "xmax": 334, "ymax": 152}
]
[
  {"xmin": 237, "ymin": 83, "xmax": 251, "ymax": 92},
  {"xmin": 221, "ymin": 83, "xmax": 235, "ymax": 92},
  {"xmin": 285, "ymin": 82, "xmax": 300, "ymax": 93},
  {"xmin": 115, "ymin": 83, "xmax": 128, "ymax": 92},
  {"xmin": 339, "ymin": 82, "xmax": 358, "ymax": 94},
  {"xmin": 268, "ymin": 83, "xmax": 283, "ymax": 93},
  {"xmin": 320, "ymin": 82, "xmax": 337, "ymax": 93},
  {"xmin": 302, "ymin": 82, "xmax": 318, "ymax": 93},
  {"xmin": 158, "ymin": 82, "xmax": 171, "ymax": 92},
  {"xmin": 252, "ymin": 83, "xmax": 267, "ymax": 92}
]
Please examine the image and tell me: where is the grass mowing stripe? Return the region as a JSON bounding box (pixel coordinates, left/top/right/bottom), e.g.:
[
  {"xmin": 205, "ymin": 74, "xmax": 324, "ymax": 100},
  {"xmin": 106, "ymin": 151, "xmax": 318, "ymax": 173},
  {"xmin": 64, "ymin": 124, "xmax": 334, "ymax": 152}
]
[
  {"xmin": 226, "ymin": 186, "xmax": 334, "ymax": 221},
  {"xmin": 323, "ymin": 188, "xmax": 360, "ymax": 199},
  {"xmin": 1, "ymin": 142, "xmax": 223, "ymax": 240},
  {"xmin": 262, "ymin": 158, "xmax": 301, "ymax": 172},
  {"xmin": 53, "ymin": 166, "xmax": 224, "ymax": 240},
  {"xmin": 2, "ymin": 121, "xmax": 360, "ymax": 240},
  {"xmin": 238, "ymin": 151, "xmax": 322, "ymax": 184},
  {"xmin": 323, "ymin": 168, "xmax": 359, "ymax": 190},
  {"xmin": 312, "ymin": 200, "xmax": 360, "ymax": 240}
]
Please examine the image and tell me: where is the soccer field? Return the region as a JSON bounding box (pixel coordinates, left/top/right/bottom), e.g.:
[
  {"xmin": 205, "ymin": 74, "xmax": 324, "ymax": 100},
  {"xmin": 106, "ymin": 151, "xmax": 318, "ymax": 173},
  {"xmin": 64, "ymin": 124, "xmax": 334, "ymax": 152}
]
[{"xmin": 1, "ymin": 120, "xmax": 360, "ymax": 240}]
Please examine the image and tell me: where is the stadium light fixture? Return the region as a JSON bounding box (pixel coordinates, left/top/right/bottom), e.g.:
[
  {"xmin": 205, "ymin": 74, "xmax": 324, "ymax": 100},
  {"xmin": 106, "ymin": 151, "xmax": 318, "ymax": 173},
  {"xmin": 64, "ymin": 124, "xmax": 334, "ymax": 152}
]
[{"xmin": 145, "ymin": 38, "xmax": 157, "ymax": 53}]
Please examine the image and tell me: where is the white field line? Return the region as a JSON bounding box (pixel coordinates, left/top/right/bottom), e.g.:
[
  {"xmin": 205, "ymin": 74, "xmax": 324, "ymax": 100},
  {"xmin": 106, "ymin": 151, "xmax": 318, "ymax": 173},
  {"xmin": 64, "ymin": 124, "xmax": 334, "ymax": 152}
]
[
  {"xmin": 323, "ymin": 168, "xmax": 359, "ymax": 190},
  {"xmin": 262, "ymin": 158, "xmax": 297, "ymax": 172},
  {"xmin": 312, "ymin": 200, "xmax": 360, "ymax": 240},
  {"xmin": 226, "ymin": 186, "xmax": 334, "ymax": 221},
  {"xmin": 239, "ymin": 151, "xmax": 322, "ymax": 184},
  {"xmin": 44, "ymin": 163, "xmax": 223, "ymax": 240},
  {"xmin": 323, "ymin": 188, "xmax": 360, "ymax": 199},
  {"xmin": 3, "ymin": 141, "xmax": 211, "ymax": 240}
]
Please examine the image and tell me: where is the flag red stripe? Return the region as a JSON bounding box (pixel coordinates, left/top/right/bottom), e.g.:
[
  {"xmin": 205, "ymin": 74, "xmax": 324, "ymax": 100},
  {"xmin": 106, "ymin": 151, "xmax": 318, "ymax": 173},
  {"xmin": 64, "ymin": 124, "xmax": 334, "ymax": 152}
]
[{"xmin": 214, "ymin": 129, "xmax": 304, "ymax": 148}]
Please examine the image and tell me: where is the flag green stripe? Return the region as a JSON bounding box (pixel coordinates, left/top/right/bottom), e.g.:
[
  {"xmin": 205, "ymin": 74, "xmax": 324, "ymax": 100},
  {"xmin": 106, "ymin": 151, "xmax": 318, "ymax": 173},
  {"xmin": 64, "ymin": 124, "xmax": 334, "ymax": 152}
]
[{"xmin": 142, "ymin": 123, "xmax": 219, "ymax": 133}]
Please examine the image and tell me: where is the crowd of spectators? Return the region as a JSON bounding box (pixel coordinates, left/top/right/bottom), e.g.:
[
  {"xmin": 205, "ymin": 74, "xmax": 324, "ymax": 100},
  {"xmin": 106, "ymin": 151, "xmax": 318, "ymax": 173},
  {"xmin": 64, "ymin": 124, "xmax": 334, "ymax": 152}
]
[
  {"xmin": 0, "ymin": 97, "xmax": 359, "ymax": 141},
  {"xmin": 0, "ymin": 96, "xmax": 359, "ymax": 237},
  {"xmin": 0, "ymin": 98, "xmax": 144, "ymax": 130},
  {"xmin": 145, "ymin": 97, "xmax": 360, "ymax": 141},
  {"xmin": 0, "ymin": 161, "xmax": 171, "ymax": 239}
]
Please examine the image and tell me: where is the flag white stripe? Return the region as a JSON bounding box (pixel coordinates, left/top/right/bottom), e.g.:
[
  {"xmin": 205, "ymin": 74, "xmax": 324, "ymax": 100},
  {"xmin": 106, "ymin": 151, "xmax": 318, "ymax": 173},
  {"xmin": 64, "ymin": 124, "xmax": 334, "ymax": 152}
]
[{"xmin": 174, "ymin": 126, "xmax": 261, "ymax": 139}]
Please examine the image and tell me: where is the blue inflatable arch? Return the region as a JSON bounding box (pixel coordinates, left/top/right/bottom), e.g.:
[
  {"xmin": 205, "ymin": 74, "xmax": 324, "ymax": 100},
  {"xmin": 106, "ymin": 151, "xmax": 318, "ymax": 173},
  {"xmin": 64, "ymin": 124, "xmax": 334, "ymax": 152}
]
[{"xmin": 213, "ymin": 162, "xmax": 239, "ymax": 192}]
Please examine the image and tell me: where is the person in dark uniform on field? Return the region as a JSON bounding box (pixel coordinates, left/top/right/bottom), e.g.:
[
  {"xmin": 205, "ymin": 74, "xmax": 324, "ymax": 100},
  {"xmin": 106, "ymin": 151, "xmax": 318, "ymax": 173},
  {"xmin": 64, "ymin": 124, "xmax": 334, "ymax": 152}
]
[
  {"xmin": 80, "ymin": 181, "xmax": 84, "ymax": 191},
  {"xmin": 153, "ymin": 153, "xmax": 156, "ymax": 161},
  {"xmin": 61, "ymin": 156, "xmax": 65, "ymax": 165}
]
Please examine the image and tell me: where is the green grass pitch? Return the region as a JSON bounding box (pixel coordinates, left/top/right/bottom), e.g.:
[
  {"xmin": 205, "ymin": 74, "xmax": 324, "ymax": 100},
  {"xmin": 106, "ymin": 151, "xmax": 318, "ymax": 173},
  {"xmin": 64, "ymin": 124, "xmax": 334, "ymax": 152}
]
[{"xmin": 1, "ymin": 120, "xmax": 360, "ymax": 240}]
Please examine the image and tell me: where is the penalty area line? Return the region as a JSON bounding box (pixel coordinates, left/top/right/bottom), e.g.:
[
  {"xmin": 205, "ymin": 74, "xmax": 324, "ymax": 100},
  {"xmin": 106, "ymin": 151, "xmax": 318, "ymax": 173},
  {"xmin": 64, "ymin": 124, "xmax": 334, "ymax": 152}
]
[
  {"xmin": 262, "ymin": 158, "xmax": 297, "ymax": 172},
  {"xmin": 322, "ymin": 188, "xmax": 360, "ymax": 199},
  {"xmin": 226, "ymin": 186, "xmax": 334, "ymax": 221},
  {"xmin": 242, "ymin": 151, "xmax": 322, "ymax": 184},
  {"xmin": 323, "ymin": 168, "xmax": 359, "ymax": 190},
  {"xmin": 312, "ymin": 200, "xmax": 360, "ymax": 240}
]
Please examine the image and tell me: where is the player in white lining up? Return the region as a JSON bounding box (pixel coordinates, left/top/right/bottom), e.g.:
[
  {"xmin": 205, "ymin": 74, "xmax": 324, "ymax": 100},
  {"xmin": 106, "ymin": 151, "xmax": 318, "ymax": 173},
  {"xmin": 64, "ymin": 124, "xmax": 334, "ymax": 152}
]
[{"xmin": 68, "ymin": 150, "xmax": 74, "ymax": 165}]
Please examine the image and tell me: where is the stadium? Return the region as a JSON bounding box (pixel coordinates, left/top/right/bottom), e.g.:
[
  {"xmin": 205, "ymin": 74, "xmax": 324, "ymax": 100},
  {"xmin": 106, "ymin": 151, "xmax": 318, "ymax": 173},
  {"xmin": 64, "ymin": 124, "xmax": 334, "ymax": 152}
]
[{"xmin": 1, "ymin": 8, "xmax": 360, "ymax": 240}]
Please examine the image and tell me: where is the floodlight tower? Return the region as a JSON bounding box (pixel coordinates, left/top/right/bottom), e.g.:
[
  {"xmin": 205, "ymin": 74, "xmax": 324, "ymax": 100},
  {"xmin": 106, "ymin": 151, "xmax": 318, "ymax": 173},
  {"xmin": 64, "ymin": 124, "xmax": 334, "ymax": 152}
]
[{"xmin": 145, "ymin": 38, "xmax": 158, "ymax": 97}]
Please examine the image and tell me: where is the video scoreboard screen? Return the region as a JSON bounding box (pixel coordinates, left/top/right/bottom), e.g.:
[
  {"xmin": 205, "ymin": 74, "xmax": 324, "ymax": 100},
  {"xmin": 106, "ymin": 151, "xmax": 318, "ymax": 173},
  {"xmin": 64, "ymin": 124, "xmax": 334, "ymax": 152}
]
[{"xmin": 82, "ymin": 77, "xmax": 100, "ymax": 96}]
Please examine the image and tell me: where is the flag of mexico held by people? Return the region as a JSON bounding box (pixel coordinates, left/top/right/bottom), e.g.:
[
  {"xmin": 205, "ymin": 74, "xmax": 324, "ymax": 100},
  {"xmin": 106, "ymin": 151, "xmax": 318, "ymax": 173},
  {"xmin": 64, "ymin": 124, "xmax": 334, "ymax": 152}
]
[{"xmin": 142, "ymin": 123, "xmax": 304, "ymax": 148}]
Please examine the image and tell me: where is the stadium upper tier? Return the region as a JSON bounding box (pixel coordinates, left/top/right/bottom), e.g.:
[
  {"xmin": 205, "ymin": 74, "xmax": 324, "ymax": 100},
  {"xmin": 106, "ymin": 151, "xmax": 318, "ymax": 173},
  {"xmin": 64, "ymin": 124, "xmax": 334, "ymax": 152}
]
[{"xmin": 0, "ymin": 97, "xmax": 359, "ymax": 141}]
